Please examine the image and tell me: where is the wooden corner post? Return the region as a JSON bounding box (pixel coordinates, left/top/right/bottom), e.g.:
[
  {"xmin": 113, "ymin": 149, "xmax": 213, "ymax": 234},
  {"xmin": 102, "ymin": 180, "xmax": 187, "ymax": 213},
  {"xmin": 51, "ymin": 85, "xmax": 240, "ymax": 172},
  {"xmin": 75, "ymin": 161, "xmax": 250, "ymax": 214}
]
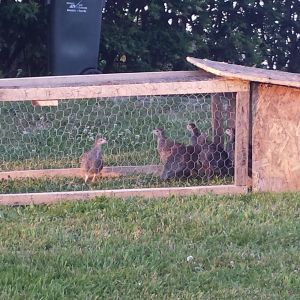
[
  {"xmin": 211, "ymin": 94, "xmax": 224, "ymax": 145},
  {"xmin": 234, "ymin": 89, "xmax": 250, "ymax": 186}
]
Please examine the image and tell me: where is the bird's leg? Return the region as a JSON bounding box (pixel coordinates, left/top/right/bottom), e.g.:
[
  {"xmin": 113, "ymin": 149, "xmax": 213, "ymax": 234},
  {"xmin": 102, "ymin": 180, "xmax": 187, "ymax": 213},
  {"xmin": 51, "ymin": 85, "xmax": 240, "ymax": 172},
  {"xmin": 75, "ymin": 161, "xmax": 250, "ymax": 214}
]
[
  {"xmin": 91, "ymin": 173, "xmax": 96, "ymax": 183},
  {"xmin": 84, "ymin": 174, "xmax": 89, "ymax": 183}
]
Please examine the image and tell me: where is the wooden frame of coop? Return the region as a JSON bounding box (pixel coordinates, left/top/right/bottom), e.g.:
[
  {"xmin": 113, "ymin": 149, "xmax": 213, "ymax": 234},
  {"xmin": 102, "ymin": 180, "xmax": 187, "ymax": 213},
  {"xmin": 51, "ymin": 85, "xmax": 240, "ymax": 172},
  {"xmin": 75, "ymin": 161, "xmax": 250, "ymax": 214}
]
[{"xmin": 1, "ymin": 57, "xmax": 299, "ymax": 205}]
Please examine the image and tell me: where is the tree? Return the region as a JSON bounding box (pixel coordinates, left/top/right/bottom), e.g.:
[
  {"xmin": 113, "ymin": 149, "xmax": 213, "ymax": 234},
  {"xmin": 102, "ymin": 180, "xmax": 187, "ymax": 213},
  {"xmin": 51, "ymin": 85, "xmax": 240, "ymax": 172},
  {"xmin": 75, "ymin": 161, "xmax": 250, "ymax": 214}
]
[
  {"xmin": 101, "ymin": 0, "xmax": 196, "ymax": 72},
  {"xmin": 0, "ymin": 0, "xmax": 48, "ymax": 77},
  {"xmin": 0, "ymin": 0, "xmax": 299, "ymax": 77}
]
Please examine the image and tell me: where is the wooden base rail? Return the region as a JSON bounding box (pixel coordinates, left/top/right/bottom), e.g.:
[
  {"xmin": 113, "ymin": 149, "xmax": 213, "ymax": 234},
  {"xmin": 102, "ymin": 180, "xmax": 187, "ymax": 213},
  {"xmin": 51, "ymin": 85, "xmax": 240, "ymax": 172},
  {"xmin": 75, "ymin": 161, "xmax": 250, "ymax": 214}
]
[{"xmin": 0, "ymin": 185, "xmax": 248, "ymax": 206}]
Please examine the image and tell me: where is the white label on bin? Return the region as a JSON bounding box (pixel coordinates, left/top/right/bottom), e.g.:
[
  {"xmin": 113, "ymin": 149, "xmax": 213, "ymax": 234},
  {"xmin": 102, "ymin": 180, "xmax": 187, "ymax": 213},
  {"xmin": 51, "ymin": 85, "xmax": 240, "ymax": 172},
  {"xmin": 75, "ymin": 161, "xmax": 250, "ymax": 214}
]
[{"xmin": 66, "ymin": 1, "xmax": 87, "ymax": 13}]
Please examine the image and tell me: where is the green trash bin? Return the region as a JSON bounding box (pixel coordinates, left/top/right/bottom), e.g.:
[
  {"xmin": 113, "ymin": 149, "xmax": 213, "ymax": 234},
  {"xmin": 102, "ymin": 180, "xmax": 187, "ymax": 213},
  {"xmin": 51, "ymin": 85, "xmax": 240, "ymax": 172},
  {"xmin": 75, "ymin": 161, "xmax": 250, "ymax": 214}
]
[{"xmin": 49, "ymin": 0, "xmax": 105, "ymax": 75}]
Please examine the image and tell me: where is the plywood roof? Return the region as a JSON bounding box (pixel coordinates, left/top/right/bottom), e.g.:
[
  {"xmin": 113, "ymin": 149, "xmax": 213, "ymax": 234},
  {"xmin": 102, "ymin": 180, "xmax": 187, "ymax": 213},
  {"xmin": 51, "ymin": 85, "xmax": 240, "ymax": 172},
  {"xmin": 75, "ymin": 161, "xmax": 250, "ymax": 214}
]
[
  {"xmin": 187, "ymin": 57, "xmax": 300, "ymax": 88},
  {"xmin": 0, "ymin": 70, "xmax": 214, "ymax": 89},
  {"xmin": 0, "ymin": 70, "xmax": 248, "ymax": 102}
]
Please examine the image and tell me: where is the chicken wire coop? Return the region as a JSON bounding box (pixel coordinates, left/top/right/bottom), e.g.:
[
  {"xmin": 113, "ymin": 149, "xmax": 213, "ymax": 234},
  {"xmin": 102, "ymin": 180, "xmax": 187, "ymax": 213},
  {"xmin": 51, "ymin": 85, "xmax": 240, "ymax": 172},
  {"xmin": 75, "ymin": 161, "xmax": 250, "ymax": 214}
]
[{"xmin": 0, "ymin": 60, "xmax": 252, "ymax": 204}]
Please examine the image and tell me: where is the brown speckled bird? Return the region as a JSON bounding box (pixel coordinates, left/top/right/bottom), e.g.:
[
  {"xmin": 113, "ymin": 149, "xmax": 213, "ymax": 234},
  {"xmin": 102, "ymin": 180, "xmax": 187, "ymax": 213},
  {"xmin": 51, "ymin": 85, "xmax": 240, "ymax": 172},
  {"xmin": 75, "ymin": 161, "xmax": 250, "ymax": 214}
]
[
  {"xmin": 80, "ymin": 136, "xmax": 107, "ymax": 183},
  {"xmin": 160, "ymin": 144, "xmax": 206, "ymax": 180},
  {"xmin": 186, "ymin": 123, "xmax": 209, "ymax": 146},
  {"xmin": 187, "ymin": 123, "xmax": 232, "ymax": 177},
  {"xmin": 152, "ymin": 128, "xmax": 182, "ymax": 164}
]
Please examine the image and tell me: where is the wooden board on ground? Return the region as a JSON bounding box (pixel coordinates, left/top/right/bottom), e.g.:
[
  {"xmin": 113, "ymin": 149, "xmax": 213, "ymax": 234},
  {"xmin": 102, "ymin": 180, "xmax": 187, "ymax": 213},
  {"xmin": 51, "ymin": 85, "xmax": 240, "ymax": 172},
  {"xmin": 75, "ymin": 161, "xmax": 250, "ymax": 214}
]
[
  {"xmin": 0, "ymin": 185, "xmax": 248, "ymax": 206},
  {"xmin": 0, "ymin": 165, "xmax": 163, "ymax": 180}
]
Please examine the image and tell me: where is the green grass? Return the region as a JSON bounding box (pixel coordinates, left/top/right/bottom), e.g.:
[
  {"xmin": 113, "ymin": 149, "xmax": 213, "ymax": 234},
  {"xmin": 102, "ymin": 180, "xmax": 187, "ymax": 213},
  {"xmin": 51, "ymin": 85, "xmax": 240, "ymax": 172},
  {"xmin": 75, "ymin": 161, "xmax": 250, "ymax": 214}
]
[{"xmin": 0, "ymin": 193, "xmax": 299, "ymax": 299}]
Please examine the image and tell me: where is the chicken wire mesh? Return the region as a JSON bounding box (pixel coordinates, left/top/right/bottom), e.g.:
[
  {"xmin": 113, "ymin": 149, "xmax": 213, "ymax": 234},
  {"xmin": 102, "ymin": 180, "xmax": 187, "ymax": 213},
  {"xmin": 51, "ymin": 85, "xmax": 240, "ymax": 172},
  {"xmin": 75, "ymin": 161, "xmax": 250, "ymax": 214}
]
[{"xmin": 0, "ymin": 93, "xmax": 236, "ymax": 193}]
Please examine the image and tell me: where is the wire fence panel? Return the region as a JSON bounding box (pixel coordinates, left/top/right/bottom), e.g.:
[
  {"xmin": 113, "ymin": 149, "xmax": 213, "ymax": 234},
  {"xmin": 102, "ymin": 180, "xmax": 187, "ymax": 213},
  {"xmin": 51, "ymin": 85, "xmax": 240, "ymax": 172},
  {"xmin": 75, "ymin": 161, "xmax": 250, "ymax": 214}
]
[{"xmin": 0, "ymin": 93, "xmax": 236, "ymax": 193}]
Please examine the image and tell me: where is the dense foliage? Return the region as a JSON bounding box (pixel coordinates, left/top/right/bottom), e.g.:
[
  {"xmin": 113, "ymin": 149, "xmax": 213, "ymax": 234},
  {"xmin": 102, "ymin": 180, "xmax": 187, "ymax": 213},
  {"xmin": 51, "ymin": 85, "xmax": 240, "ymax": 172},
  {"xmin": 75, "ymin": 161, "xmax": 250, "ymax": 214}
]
[{"xmin": 0, "ymin": 0, "xmax": 299, "ymax": 77}]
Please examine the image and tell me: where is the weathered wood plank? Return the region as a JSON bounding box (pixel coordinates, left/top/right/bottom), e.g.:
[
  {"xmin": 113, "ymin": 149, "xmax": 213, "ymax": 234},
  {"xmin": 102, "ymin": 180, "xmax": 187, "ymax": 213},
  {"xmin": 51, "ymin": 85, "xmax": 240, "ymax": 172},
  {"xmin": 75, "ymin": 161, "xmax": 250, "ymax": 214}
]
[
  {"xmin": 0, "ymin": 79, "xmax": 249, "ymax": 101},
  {"xmin": 32, "ymin": 100, "xmax": 59, "ymax": 107},
  {"xmin": 226, "ymin": 93, "xmax": 236, "ymax": 129},
  {"xmin": 0, "ymin": 71, "xmax": 213, "ymax": 88},
  {"xmin": 234, "ymin": 90, "xmax": 250, "ymax": 186},
  {"xmin": 0, "ymin": 185, "xmax": 248, "ymax": 206},
  {"xmin": 211, "ymin": 94, "xmax": 224, "ymax": 145},
  {"xmin": 0, "ymin": 165, "xmax": 163, "ymax": 180},
  {"xmin": 252, "ymin": 84, "xmax": 300, "ymax": 192},
  {"xmin": 211, "ymin": 93, "xmax": 236, "ymax": 147},
  {"xmin": 187, "ymin": 57, "xmax": 300, "ymax": 88}
]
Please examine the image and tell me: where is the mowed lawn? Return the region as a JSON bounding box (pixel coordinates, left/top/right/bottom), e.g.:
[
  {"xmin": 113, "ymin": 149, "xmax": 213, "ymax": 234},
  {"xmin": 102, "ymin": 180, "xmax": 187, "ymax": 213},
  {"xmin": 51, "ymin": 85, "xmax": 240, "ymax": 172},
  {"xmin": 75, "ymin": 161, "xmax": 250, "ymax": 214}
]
[{"xmin": 0, "ymin": 193, "xmax": 299, "ymax": 299}]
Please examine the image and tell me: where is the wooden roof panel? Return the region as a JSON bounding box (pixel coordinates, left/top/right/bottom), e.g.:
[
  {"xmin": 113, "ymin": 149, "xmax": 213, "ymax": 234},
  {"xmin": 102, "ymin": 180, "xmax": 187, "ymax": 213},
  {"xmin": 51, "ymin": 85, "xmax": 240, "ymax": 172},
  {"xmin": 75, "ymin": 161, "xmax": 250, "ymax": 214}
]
[
  {"xmin": 0, "ymin": 70, "xmax": 215, "ymax": 89},
  {"xmin": 187, "ymin": 57, "xmax": 300, "ymax": 88}
]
